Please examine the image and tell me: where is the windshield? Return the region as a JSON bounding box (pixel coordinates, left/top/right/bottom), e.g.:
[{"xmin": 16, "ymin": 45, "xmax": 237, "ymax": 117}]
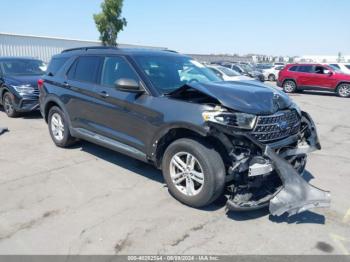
[
  {"xmin": 134, "ymin": 55, "xmax": 221, "ymax": 94},
  {"xmin": 217, "ymin": 66, "xmax": 241, "ymax": 76},
  {"xmin": 1, "ymin": 59, "xmax": 46, "ymax": 75}
]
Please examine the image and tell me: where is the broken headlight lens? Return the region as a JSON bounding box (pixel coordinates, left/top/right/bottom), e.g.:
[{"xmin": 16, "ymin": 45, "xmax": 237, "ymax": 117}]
[{"xmin": 202, "ymin": 111, "xmax": 257, "ymax": 130}]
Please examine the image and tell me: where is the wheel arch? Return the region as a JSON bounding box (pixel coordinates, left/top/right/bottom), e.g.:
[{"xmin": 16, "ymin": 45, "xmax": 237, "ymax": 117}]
[{"xmin": 151, "ymin": 125, "xmax": 228, "ymax": 169}]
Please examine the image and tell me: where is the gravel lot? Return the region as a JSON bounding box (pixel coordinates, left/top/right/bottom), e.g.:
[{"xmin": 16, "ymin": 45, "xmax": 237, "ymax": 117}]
[{"xmin": 0, "ymin": 85, "xmax": 349, "ymax": 255}]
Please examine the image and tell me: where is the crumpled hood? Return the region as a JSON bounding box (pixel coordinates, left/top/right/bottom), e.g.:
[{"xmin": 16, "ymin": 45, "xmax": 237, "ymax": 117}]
[
  {"xmin": 3, "ymin": 75, "xmax": 41, "ymax": 87},
  {"xmin": 172, "ymin": 81, "xmax": 292, "ymax": 115}
]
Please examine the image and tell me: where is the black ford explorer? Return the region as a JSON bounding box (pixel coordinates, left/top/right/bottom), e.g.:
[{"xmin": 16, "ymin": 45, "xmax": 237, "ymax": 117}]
[
  {"xmin": 0, "ymin": 57, "xmax": 46, "ymax": 117},
  {"xmin": 39, "ymin": 47, "xmax": 330, "ymax": 217}
]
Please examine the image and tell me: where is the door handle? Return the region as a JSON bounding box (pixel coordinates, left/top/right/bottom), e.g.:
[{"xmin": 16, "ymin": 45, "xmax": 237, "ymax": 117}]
[
  {"xmin": 63, "ymin": 82, "xmax": 71, "ymax": 89},
  {"xmin": 100, "ymin": 91, "xmax": 109, "ymax": 98}
]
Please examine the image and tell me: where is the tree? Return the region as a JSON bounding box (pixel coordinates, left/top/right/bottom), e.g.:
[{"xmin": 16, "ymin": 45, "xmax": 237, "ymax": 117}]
[{"xmin": 93, "ymin": 0, "xmax": 127, "ymax": 46}]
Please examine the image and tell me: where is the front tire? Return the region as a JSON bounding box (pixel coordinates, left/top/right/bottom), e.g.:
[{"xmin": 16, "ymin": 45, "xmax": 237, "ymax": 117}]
[
  {"xmin": 48, "ymin": 106, "xmax": 76, "ymax": 147},
  {"xmin": 283, "ymin": 80, "xmax": 297, "ymax": 93},
  {"xmin": 336, "ymin": 83, "xmax": 350, "ymax": 98},
  {"xmin": 3, "ymin": 92, "xmax": 19, "ymax": 118},
  {"xmin": 162, "ymin": 138, "xmax": 226, "ymax": 208}
]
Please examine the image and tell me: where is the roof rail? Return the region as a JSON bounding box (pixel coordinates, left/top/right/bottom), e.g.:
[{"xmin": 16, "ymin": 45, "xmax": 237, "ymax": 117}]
[{"xmin": 61, "ymin": 46, "xmax": 118, "ymax": 53}]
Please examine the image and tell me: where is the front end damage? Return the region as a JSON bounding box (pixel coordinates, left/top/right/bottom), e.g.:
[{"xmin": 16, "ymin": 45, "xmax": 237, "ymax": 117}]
[{"xmin": 208, "ymin": 111, "xmax": 331, "ymax": 217}]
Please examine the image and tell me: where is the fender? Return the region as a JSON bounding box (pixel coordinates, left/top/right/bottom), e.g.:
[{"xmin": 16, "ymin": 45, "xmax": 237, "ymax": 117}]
[
  {"xmin": 147, "ymin": 122, "xmax": 209, "ymax": 159},
  {"xmin": 42, "ymin": 94, "xmax": 73, "ymax": 130}
]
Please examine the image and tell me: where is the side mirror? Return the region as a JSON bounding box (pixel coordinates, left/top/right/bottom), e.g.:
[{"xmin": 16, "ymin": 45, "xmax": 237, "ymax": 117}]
[
  {"xmin": 324, "ymin": 70, "xmax": 333, "ymax": 75},
  {"xmin": 115, "ymin": 78, "xmax": 143, "ymax": 93}
]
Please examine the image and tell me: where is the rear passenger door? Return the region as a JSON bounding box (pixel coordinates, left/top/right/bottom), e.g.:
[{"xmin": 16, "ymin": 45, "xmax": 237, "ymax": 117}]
[
  {"xmin": 65, "ymin": 56, "xmax": 104, "ymax": 130},
  {"xmin": 295, "ymin": 65, "xmax": 314, "ymax": 87}
]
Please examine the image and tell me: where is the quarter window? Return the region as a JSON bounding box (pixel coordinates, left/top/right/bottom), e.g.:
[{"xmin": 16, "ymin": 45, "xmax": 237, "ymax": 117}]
[
  {"xmin": 100, "ymin": 56, "xmax": 139, "ymax": 87},
  {"xmin": 47, "ymin": 57, "xmax": 69, "ymax": 76},
  {"xmin": 68, "ymin": 56, "xmax": 102, "ymax": 83},
  {"xmin": 289, "ymin": 66, "xmax": 298, "ymax": 72}
]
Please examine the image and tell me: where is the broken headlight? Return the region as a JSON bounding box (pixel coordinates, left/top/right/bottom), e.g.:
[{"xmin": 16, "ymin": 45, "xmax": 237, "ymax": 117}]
[{"xmin": 202, "ymin": 110, "xmax": 257, "ymax": 130}]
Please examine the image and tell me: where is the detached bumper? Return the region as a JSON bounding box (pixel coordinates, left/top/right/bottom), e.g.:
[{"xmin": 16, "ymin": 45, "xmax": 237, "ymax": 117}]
[{"xmin": 226, "ymin": 112, "xmax": 331, "ymax": 216}]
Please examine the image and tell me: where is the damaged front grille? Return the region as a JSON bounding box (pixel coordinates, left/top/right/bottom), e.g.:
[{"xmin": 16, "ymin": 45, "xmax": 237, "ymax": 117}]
[{"xmin": 250, "ymin": 110, "xmax": 301, "ymax": 143}]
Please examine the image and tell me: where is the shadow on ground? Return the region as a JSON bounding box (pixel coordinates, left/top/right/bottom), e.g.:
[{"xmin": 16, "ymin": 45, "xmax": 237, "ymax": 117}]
[{"xmin": 72, "ymin": 141, "xmax": 326, "ymax": 223}]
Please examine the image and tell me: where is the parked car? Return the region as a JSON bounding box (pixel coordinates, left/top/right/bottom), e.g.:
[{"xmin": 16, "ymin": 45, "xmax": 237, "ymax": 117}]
[
  {"xmin": 0, "ymin": 57, "xmax": 46, "ymax": 117},
  {"xmin": 278, "ymin": 63, "xmax": 350, "ymax": 97},
  {"xmin": 261, "ymin": 65, "xmax": 284, "ymax": 81},
  {"xmin": 39, "ymin": 47, "xmax": 330, "ymax": 216},
  {"xmin": 328, "ymin": 63, "xmax": 350, "ymax": 75},
  {"xmin": 221, "ymin": 62, "xmax": 265, "ymax": 82},
  {"xmin": 206, "ymin": 65, "xmax": 253, "ymax": 81}
]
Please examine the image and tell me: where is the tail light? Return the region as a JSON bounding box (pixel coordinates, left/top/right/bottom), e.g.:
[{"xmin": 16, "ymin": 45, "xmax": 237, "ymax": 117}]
[{"xmin": 38, "ymin": 79, "xmax": 44, "ymax": 89}]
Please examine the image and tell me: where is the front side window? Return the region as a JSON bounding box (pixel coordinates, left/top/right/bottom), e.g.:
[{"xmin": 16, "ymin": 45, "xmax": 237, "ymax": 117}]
[
  {"xmin": 330, "ymin": 64, "xmax": 340, "ymax": 69},
  {"xmin": 133, "ymin": 55, "xmax": 220, "ymax": 94},
  {"xmin": 68, "ymin": 56, "xmax": 102, "ymax": 83},
  {"xmin": 101, "ymin": 56, "xmax": 139, "ymax": 87},
  {"xmin": 314, "ymin": 66, "xmax": 328, "ymax": 74},
  {"xmin": 1, "ymin": 59, "xmax": 46, "ymax": 75}
]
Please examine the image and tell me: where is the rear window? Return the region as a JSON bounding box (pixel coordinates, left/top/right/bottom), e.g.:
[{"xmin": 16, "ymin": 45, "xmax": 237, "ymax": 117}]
[
  {"xmin": 67, "ymin": 56, "xmax": 102, "ymax": 83},
  {"xmin": 47, "ymin": 57, "xmax": 69, "ymax": 76}
]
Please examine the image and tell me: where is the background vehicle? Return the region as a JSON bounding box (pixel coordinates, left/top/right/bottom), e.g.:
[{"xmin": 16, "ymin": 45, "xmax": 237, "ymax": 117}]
[
  {"xmin": 0, "ymin": 57, "xmax": 46, "ymax": 117},
  {"xmin": 278, "ymin": 63, "xmax": 350, "ymax": 97},
  {"xmin": 39, "ymin": 47, "xmax": 329, "ymax": 216},
  {"xmin": 220, "ymin": 62, "xmax": 265, "ymax": 82},
  {"xmin": 206, "ymin": 65, "xmax": 253, "ymax": 81},
  {"xmin": 261, "ymin": 65, "xmax": 284, "ymax": 81},
  {"xmin": 328, "ymin": 63, "xmax": 350, "ymax": 75}
]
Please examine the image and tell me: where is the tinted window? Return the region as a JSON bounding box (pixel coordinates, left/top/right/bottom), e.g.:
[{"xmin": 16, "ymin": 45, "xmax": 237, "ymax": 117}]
[
  {"xmin": 297, "ymin": 65, "xmax": 313, "ymax": 73},
  {"xmin": 101, "ymin": 56, "xmax": 139, "ymax": 87},
  {"xmin": 68, "ymin": 56, "xmax": 102, "ymax": 83},
  {"xmin": 314, "ymin": 66, "xmax": 328, "ymax": 74},
  {"xmin": 330, "ymin": 64, "xmax": 340, "ymax": 69},
  {"xmin": 345, "ymin": 65, "xmax": 350, "ymax": 70},
  {"xmin": 289, "ymin": 66, "xmax": 298, "ymax": 71},
  {"xmin": 47, "ymin": 57, "xmax": 68, "ymax": 76}
]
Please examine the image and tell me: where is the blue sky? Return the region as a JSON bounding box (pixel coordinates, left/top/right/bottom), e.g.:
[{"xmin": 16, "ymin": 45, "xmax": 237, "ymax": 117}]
[{"xmin": 1, "ymin": 0, "xmax": 349, "ymax": 56}]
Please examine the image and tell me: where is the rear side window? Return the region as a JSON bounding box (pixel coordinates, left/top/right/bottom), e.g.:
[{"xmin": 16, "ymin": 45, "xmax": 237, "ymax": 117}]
[
  {"xmin": 289, "ymin": 66, "xmax": 298, "ymax": 71},
  {"xmin": 68, "ymin": 56, "xmax": 102, "ymax": 83},
  {"xmin": 297, "ymin": 65, "xmax": 313, "ymax": 73},
  {"xmin": 47, "ymin": 57, "xmax": 69, "ymax": 76},
  {"xmin": 100, "ymin": 56, "xmax": 139, "ymax": 87}
]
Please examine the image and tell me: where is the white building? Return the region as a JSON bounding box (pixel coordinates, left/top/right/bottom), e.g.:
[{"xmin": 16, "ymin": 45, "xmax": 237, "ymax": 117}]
[
  {"xmin": 0, "ymin": 32, "xmax": 165, "ymax": 62},
  {"xmin": 294, "ymin": 55, "xmax": 350, "ymax": 63}
]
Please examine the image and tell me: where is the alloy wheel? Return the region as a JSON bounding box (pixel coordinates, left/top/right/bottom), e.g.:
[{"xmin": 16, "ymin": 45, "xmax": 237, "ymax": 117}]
[
  {"xmin": 51, "ymin": 113, "xmax": 65, "ymax": 141},
  {"xmin": 283, "ymin": 81, "xmax": 296, "ymax": 93},
  {"xmin": 169, "ymin": 152, "xmax": 204, "ymax": 196},
  {"xmin": 338, "ymin": 84, "xmax": 350, "ymax": 97},
  {"xmin": 3, "ymin": 95, "xmax": 14, "ymax": 115}
]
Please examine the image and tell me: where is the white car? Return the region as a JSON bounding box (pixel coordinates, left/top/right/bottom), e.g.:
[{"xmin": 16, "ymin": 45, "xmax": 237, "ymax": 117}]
[
  {"xmin": 206, "ymin": 65, "xmax": 253, "ymax": 81},
  {"xmin": 261, "ymin": 65, "xmax": 284, "ymax": 81},
  {"xmin": 328, "ymin": 63, "xmax": 350, "ymax": 75}
]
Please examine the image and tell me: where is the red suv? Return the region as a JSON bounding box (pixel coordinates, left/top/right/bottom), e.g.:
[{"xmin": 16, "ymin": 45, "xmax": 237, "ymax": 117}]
[{"xmin": 277, "ymin": 64, "xmax": 350, "ymax": 97}]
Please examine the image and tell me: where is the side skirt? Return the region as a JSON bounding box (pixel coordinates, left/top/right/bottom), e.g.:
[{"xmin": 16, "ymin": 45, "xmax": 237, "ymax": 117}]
[{"xmin": 71, "ymin": 127, "xmax": 148, "ymax": 162}]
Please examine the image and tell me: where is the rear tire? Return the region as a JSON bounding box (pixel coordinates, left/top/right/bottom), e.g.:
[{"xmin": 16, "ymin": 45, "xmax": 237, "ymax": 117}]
[
  {"xmin": 2, "ymin": 92, "xmax": 19, "ymax": 118},
  {"xmin": 162, "ymin": 138, "xmax": 226, "ymax": 208},
  {"xmin": 336, "ymin": 83, "xmax": 350, "ymax": 98},
  {"xmin": 48, "ymin": 106, "xmax": 76, "ymax": 147},
  {"xmin": 283, "ymin": 80, "xmax": 297, "ymax": 93},
  {"xmin": 268, "ymin": 74, "xmax": 276, "ymax": 82}
]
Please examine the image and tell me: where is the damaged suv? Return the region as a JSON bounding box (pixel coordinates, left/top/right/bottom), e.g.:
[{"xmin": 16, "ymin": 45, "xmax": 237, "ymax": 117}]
[{"xmin": 40, "ymin": 47, "xmax": 330, "ymax": 216}]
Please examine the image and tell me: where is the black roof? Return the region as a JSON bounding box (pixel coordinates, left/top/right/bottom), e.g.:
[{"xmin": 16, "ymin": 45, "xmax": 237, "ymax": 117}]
[{"xmin": 57, "ymin": 46, "xmax": 183, "ymax": 58}]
